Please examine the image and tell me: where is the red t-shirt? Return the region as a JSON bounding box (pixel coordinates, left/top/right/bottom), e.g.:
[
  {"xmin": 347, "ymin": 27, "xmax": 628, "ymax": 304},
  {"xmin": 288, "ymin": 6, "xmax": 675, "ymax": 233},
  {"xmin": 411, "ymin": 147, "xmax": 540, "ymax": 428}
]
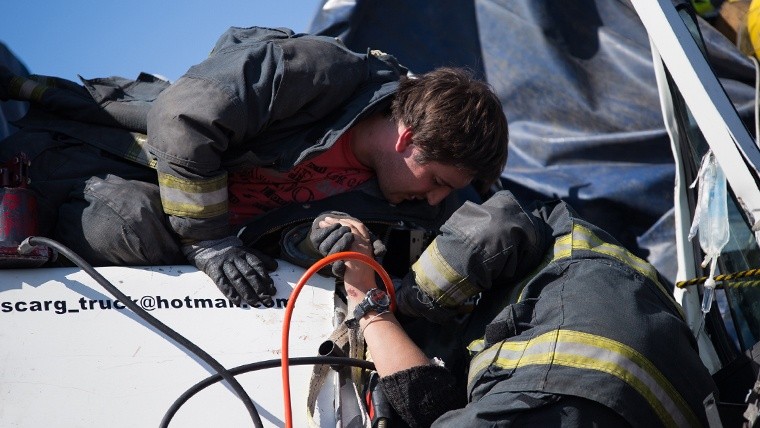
[{"xmin": 228, "ymin": 131, "xmax": 373, "ymax": 225}]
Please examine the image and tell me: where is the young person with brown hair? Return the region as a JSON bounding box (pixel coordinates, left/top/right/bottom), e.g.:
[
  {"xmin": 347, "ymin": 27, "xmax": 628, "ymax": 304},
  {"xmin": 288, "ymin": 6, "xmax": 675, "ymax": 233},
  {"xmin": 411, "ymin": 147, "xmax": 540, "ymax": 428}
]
[{"xmin": 0, "ymin": 27, "xmax": 508, "ymax": 306}]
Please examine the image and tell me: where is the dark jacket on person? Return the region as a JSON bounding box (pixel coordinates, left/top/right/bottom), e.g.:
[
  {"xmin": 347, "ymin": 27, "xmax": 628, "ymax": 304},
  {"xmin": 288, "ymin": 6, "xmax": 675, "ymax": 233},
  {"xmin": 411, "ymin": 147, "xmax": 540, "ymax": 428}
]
[
  {"xmin": 381, "ymin": 191, "xmax": 717, "ymax": 427},
  {"xmin": 145, "ymin": 26, "xmax": 407, "ymax": 242}
]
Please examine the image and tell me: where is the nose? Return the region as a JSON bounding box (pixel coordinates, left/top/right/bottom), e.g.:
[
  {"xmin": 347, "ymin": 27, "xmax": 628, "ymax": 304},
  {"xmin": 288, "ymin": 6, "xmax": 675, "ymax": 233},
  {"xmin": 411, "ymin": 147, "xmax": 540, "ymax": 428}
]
[{"xmin": 426, "ymin": 187, "xmax": 451, "ymax": 206}]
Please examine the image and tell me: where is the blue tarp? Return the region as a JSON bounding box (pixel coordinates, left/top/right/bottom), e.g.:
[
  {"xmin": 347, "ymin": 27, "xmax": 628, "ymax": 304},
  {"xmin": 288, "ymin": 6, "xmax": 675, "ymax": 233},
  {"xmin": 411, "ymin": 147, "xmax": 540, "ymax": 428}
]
[{"xmin": 308, "ymin": 0, "xmax": 757, "ymax": 282}]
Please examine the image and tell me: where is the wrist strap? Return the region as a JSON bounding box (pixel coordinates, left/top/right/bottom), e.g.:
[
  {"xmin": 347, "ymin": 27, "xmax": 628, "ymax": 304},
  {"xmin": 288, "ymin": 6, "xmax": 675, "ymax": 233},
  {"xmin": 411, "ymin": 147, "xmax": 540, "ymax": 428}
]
[{"xmin": 359, "ymin": 310, "xmax": 390, "ymax": 336}]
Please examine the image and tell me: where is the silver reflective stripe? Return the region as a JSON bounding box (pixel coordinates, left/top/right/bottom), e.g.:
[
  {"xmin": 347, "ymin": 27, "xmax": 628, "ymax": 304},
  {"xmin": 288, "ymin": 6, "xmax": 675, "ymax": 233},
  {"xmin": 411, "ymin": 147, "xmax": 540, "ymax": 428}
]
[
  {"xmin": 466, "ymin": 338, "xmax": 486, "ymax": 355},
  {"xmin": 158, "ymin": 172, "xmax": 228, "ymax": 218},
  {"xmin": 467, "ymin": 330, "xmax": 698, "ymax": 428},
  {"xmin": 570, "ymin": 224, "xmax": 661, "ymax": 288}
]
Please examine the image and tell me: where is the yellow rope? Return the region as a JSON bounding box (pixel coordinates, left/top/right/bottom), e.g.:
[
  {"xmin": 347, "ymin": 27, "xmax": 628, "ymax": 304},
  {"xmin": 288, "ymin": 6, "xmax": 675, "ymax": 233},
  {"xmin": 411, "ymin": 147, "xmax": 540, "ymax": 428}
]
[{"xmin": 675, "ymin": 268, "xmax": 760, "ymax": 288}]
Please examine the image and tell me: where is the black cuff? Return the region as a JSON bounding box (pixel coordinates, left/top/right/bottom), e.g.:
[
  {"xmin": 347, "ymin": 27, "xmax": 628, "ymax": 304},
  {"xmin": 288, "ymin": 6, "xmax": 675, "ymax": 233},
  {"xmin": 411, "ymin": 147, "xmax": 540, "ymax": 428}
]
[
  {"xmin": 378, "ymin": 364, "xmax": 466, "ymax": 428},
  {"xmin": 396, "ymin": 275, "xmax": 460, "ymax": 324}
]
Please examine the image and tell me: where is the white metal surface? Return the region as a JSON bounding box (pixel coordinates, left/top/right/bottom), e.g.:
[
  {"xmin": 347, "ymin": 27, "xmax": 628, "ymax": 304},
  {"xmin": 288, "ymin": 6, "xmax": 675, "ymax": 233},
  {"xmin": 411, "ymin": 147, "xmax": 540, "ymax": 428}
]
[
  {"xmin": 0, "ymin": 261, "xmax": 338, "ymax": 427},
  {"xmin": 650, "ymin": 37, "xmax": 722, "ymax": 373},
  {"xmin": 630, "ymin": 0, "xmax": 760, "ymax": 243}
]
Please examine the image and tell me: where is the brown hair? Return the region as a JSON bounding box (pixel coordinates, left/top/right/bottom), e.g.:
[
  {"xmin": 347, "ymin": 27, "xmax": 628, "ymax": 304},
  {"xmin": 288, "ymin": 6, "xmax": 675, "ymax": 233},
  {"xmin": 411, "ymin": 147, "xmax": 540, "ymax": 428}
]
[{"xmin": 391, "ymin": 67, "xmax": 509, "ymax": 186}]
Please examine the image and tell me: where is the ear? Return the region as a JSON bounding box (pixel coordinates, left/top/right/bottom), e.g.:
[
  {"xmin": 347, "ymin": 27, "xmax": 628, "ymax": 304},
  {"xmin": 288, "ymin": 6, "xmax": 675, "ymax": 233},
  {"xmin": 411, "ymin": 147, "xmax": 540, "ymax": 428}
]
[{"xmin": 395, "ymin": 126, "xmax": 414, "ymax": 153}]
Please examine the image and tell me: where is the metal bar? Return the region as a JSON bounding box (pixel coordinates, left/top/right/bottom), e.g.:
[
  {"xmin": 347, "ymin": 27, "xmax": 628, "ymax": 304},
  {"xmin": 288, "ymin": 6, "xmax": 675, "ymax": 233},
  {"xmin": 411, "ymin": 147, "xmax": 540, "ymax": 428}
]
[{"xmin": 630, "ymin": 0, "xmax": 760, "ymax": 238}]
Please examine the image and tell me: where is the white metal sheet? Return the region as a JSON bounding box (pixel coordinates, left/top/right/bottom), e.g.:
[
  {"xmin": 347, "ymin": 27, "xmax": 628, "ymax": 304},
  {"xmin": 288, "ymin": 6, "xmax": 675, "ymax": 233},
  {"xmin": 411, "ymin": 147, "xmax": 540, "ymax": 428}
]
[{"xmin": 0, "ymin": 261, "xmax": 338, "ymax": 427}]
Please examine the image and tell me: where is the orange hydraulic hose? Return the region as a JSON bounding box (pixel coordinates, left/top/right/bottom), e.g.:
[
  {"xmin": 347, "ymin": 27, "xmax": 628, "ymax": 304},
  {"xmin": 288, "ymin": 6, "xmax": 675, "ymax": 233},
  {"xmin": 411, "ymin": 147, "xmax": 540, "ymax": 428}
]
[{"xmin": 281, "ymin": 251, "xmax": 396, "ymax": 428}]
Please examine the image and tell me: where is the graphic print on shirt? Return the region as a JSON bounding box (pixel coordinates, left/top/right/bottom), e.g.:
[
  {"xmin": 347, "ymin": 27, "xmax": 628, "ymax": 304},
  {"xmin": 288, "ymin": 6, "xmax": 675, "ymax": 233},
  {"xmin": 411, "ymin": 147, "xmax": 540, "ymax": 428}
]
[{"xmin": 228, "ymin": 131, "xmax": 373, "ymax": 225}]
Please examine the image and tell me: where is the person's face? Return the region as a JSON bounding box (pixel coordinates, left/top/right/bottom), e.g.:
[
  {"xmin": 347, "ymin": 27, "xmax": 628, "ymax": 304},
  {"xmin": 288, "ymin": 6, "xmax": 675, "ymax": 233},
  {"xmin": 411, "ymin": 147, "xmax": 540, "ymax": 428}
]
[{"xmin": 375, "ymin": 129, "xmax": 474, "ymax": 205}]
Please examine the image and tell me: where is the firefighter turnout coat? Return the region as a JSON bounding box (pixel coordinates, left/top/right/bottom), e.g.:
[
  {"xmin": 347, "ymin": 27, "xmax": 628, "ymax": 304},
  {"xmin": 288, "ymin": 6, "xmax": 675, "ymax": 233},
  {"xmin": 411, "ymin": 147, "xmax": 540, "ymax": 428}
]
[{"xmin": 389, "ymin": 191, "xmax": 717, "ymax": 427}]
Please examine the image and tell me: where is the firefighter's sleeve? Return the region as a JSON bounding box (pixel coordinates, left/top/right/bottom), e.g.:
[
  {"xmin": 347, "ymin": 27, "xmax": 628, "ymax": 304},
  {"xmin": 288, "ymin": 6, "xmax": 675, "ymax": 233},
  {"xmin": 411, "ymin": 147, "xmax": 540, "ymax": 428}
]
[
  {"xmin": 146, "ymin": 28, "xmax": 369, "ymax": 242},
  {"xmin": 146, "ymin": 48, "xmax": 275, "ymax": 241},
  {"xmin": 378, "ymin": 364, "xmax": 465, "ymax": 428},
  {"xmin": 399, "ymin": 191, "xmax": 547, "ymax": 322},
  {"xmin": 147, "ymin": 75, "xmax": 244, "ymax": 241}
]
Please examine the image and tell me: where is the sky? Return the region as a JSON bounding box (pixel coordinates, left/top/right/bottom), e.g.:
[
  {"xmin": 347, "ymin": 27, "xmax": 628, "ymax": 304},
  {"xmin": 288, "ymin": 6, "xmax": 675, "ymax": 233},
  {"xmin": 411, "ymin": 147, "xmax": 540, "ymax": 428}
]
[{"xmin": 2, "ymin": 0, "xmax": 323, "ymax": 83}]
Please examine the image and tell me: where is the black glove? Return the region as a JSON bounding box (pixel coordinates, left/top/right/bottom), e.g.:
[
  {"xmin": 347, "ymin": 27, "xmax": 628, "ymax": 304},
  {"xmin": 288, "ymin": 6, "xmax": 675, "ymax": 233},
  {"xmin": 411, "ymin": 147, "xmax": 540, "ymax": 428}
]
[
  {"xmin": 309, "ymin": 211, "xmax": 387, "ymax": 277},
  {"xmin": 183, "ymin": 236, "xmax": 278, "ymax": 306}
]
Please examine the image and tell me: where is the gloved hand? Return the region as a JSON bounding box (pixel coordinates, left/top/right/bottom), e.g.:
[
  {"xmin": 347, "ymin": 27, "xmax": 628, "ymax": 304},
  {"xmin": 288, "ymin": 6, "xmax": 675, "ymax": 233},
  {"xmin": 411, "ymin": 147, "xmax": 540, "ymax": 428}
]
[
  {"xmin": 182, "ymin": 235, "xmax": 278, "ymax": 306},
  {"xmin": 309, "ymin": 211, "xmax": 387, "ymax": 277}
]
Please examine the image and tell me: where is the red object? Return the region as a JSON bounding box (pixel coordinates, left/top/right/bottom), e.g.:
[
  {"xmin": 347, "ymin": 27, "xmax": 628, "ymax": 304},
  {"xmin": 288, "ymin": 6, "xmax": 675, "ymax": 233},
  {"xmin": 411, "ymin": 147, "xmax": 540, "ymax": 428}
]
[
  {"xmin": 281, "ymin": 251, "xmax": 396, "ymax": 428},
  {"xmin": 227, "ymin": 130, "xmax": 372, "ymax": 224},
  {"xmin": 0, "ymin": 153, "xmax": 51, "ymax": 267}
]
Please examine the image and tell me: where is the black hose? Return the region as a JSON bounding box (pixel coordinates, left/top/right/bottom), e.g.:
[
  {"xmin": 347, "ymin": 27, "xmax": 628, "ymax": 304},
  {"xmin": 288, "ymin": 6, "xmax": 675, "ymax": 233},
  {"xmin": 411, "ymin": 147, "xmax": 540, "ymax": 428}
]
[
  {"xmin": 162, "ymin": 356, "xmax": 376, "ymax": 428},
  {"xmin": 20, "ymin": 236, "xmax": 263, "ymax": 428}
]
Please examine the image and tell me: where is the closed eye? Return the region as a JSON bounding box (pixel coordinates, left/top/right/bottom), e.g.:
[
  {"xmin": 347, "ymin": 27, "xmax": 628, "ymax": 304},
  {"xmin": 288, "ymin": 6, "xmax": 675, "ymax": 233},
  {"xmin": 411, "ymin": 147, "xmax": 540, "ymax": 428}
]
[{"xmin": 434, "ymin": 177, "xmax": 453, "ymax": 189}]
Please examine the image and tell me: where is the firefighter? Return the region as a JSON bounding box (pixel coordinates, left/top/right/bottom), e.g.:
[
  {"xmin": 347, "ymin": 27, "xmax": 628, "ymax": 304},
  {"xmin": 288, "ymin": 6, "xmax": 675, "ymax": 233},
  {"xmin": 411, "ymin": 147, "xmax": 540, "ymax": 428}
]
[
  {"xmin": 0, "ymin": 26, "xmax": 508, "ymax": 306},
  {"xmin": 312, "ymin": 190, "xmax": 717, "ymax": 427}
]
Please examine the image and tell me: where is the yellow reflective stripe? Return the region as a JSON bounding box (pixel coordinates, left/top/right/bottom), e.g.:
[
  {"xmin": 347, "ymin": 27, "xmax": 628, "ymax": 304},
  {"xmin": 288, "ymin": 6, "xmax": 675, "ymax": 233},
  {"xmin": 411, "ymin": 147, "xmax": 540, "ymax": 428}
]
[
  {"xmin": 467, "ymin": 332, "xmax": 552, "ymax": 390},
  {"xmin": 162, "ymin": 200, "xmax": 227, "ymax": 218},
  {"xmin": 567, "ymin": 224, "xmax": 684, "ymax": 318},
  {"xmin": 10, "ymin": 76, "xmax": 47, "ymax": 102},
  {"xmin": 524, "ymin": 224, "xmax": 683, "ymax": 317},
  {"xmin": 158, "ymin": 172, "xmax": 228, "ymax": 218},
  {"xmin": 412, "ymin": 239, "xmax": 479, "ymax": 307},
  {"xmin": 124, "ymin": 133, "xmax": 156, "ymax": 168},
  {"xmin": 466, "ymin": 338, "xmax": 486, "ymax": 355},
  {"xmin": 572, "ymin": 224, "xmax": 659, "ymax": 286},
  {"xmin": 559, "ymin": 332, "xmax": 697, "ymax": 428},
  {"xmin": 468, "ymin": 330, "xmax": 698, "ymax": 428}
]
